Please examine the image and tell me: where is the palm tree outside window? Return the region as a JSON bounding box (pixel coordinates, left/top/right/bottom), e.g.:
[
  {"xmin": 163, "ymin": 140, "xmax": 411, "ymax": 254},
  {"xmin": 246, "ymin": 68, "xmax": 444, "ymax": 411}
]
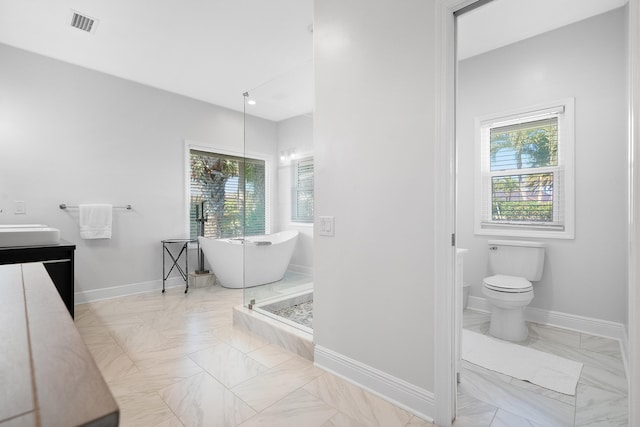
[
  {"xmin": 189, "ymin": 149, "xmax": 267, "ymax": 239},
  {"xmin": 476, "ymin": 99, "xmax": 575, "ymax": 239}
]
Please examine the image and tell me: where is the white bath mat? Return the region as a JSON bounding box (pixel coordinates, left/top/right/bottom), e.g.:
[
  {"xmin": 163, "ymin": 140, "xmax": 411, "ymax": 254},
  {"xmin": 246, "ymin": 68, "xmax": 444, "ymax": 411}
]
[{"xmin": 462, "ymin": 329, "xmax": 583, "ymax": 395}]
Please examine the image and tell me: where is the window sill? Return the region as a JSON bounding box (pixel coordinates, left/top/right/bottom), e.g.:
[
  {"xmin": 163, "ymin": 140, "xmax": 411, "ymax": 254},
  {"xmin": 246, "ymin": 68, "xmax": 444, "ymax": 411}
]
[
  {"xmin": 288, "ymin": 222, "xmax": 314, "ymax": 228},
  {"xmin": 475, "ymin": 225, "xmax": 574, "ymax": 240}
]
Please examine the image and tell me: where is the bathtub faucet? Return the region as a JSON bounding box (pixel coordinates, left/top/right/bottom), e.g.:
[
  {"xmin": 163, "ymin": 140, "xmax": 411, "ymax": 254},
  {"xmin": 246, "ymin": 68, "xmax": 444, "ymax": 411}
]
[{"xmin": 194, "ymin": 202, "xmax": 209, "ymax": 274}]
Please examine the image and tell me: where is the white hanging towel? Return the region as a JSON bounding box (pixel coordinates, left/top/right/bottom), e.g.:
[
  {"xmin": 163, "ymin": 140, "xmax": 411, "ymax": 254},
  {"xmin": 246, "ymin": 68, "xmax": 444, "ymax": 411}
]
[{"xmin": 79, "ymin": 204, "xmax": 113, "ymax": 239}]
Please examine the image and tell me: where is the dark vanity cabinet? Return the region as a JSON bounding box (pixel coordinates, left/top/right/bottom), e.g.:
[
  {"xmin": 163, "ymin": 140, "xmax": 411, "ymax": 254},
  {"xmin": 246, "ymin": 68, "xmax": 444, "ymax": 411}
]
[{"xmin": 0, "ymin": 241, "xmax": 76, "ymax": 317}]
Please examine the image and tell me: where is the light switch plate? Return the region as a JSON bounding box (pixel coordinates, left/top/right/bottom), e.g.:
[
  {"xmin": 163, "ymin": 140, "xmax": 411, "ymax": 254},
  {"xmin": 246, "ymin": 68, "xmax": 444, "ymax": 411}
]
[
  {"xmin": 319, "ymin": 216, "xmax": 335, "ymax": 236},
  {"xmin": 14, "ymin": 200, "xmax": 26, "ymax": 214}
]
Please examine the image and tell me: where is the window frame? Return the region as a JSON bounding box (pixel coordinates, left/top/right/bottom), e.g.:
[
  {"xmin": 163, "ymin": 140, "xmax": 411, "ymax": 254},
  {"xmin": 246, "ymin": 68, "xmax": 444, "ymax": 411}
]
[
  {"xmin": 184, "ymin": 141, "xmax": 272, "ymax": 239},
  {"xmin": 291, "ymin": 156, "xmax": 314, "ymax": 223},
  {"xmin": 474, "ymin": 99, "xmax": 575, "ymax": 239}
]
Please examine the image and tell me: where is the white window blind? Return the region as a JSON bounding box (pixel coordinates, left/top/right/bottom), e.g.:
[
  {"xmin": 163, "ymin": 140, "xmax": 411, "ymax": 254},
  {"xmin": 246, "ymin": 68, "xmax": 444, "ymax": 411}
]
[
  {"xmin": 476, "ymin": 100, "xmax": 574, "ymax": 239},
  {"xmin": 189, "ymin": 149, "xmax": 266, "ymax": 239},
  {"xmin": 292, "ymin": 157, "xmax": 314, "ymax": 222}
]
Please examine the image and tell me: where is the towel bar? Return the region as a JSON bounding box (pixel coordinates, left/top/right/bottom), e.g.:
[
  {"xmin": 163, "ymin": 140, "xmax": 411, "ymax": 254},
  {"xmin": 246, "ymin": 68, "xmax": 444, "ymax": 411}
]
[{"xmin": 59, "ymin": 204, "xmax": 132, "ymax": 210}]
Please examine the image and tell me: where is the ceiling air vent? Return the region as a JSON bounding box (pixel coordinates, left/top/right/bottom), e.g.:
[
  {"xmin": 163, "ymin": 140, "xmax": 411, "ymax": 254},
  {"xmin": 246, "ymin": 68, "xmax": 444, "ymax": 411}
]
[{"xmin": 70, "ymin": 11, "xmax": 98, "ymax": 33}]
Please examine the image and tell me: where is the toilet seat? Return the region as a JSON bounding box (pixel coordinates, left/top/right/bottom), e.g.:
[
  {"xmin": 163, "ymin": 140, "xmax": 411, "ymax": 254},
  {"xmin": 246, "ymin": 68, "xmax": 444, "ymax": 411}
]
[{"xmin": 483, "ymin": 274, "xmax": 532, "ymax": 293}]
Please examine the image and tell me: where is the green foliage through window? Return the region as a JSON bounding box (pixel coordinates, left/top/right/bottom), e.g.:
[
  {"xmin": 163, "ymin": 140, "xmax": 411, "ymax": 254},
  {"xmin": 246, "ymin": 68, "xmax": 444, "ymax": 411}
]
[
  {"xmin": 488, "ymin": 118, "xmax": 557, "ymax": 223},
  {"xmin": 492, "ymin": 173, "xmax": 553, "ymax": 222},
  {"xmin": 189, "ymin": 149, "xmax": 265, "ymax": 239}
]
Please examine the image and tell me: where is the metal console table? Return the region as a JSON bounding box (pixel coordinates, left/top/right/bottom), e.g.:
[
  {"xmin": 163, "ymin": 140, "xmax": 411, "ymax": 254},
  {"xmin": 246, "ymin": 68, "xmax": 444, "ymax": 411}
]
[{"xmin": 162, "ymin": 239, "xmax": 195, "ymax": 294}]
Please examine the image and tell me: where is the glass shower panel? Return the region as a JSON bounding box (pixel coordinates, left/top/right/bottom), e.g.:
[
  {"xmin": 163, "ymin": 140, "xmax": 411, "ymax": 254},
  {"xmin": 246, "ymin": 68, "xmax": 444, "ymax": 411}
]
[{"xmin": 242, "ymin": 62, "xmax": 315, "ymax": 331}]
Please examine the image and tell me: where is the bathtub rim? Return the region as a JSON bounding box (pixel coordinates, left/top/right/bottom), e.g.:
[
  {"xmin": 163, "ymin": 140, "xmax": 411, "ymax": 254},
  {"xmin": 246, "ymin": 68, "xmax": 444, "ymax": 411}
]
[
  {"xmin": 197, "ymin": 230, "xmax": 299, "ymax": 288},
  {"xmin": 200, "ymin": 229, "xmax": 299, "ymax": 245}
]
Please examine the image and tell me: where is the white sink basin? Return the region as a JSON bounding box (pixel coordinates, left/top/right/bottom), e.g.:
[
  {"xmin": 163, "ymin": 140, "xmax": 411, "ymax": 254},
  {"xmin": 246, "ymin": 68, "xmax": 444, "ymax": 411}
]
[{"xmin": 0, "ymin": 225, "xmax": 61, "ymax": 248}]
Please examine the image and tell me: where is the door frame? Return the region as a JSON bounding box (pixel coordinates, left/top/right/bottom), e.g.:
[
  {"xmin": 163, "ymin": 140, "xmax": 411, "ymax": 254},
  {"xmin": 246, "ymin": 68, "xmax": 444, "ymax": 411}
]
[
  {"xmin": 628, "ymin": 0, "xmax": 640, "ymax": 423},
  {"xmin": 433, "ymin": 1, "xmax": 477, "ymax": 425},
  {"xmin": 433, "ymin": 0, "xmax": 640, "ymax": 425}
]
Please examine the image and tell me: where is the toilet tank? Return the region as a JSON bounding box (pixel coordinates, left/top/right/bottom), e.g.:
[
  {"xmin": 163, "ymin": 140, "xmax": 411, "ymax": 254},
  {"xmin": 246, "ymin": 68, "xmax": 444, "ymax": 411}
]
[{"xmin": 488, "ymin": 240, "xmax": 545, "ymax": 281}]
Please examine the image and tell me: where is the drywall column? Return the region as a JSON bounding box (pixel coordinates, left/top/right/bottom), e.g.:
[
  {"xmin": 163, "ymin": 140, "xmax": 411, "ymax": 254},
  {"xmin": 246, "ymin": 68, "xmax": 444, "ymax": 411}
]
[{"xmin": 313, "ymin": 0, "xmax": 438, "ymax": 418}]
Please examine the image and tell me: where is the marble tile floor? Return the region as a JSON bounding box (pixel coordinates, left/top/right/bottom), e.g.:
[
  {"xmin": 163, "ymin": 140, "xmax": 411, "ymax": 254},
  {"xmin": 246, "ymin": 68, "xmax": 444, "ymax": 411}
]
[
  {"xmin": 458, "ymin": 309, "xmax": 628, "ymax": 426},
  {"xmin": 74, "ymin": 284, "xmax": 626, "ymax": 426},
  {"xmin": 75, "ymin": 284, "xmax": 433, "ymax": 427}
]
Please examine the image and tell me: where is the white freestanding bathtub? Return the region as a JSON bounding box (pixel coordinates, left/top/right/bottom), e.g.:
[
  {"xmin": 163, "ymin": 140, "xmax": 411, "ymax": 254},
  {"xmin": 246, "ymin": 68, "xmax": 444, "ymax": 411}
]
[{"xmin": 198, "ymin": 230, "xmax": 299, "ymax": 288}]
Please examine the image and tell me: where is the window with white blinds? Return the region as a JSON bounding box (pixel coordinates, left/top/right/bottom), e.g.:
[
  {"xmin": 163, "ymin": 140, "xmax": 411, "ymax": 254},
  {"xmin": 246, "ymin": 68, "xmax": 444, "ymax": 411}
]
[
  {"xmin": 189, "ymin": 149, "xmax": 266, "ymax": 239},
  {"xmin": 476, "ymin": 100, "xmax": 575, "ymax": 239},
  {"xmin": 291, "ymin": 157, "xmax": 314, "ymax": 223}
]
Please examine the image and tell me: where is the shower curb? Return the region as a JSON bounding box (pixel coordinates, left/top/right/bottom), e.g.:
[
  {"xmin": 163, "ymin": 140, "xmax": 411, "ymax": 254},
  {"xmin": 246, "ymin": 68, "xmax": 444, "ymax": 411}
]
[{"xmin": 233, "ymin": 305, "xmax": 314, "ymax": 361}]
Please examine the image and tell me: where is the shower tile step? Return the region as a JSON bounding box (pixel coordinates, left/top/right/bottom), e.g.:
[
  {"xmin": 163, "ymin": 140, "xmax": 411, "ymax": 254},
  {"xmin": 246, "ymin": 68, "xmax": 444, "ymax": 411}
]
[{"xmin": 233, "ymin": 305, "xmax": 314, "ymax": 361}]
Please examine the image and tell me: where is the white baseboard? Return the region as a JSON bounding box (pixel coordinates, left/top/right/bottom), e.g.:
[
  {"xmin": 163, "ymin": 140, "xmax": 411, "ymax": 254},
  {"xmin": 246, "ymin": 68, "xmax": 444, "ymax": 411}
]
[
  {"xmin": 74, "ymin": 277, "xmax": 185, "ymax": 304},
  {"xmin": 314, "ymin": 345, "xmax": 435, "ymax": 423},
  {"xmin": 465, "ymin": 295, "xmax": 492, "ymax": 314},
  {"xmin": 467, "ymin": 295, "xmax": 627, "ymax": 340},
  {"xmin": 75, "ymin": 267, "xmax": 309, "ymax": 305},
  {"xmin": 467, "ymin": 295, "xmax": 629, "ymax": 375}
]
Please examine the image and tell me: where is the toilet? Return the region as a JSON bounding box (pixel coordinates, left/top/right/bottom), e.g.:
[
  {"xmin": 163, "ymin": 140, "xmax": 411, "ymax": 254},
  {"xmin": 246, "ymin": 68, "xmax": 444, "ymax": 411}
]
[{"xmin": 482, "ymin": 240, "xmax": 545, "ymax": 342}]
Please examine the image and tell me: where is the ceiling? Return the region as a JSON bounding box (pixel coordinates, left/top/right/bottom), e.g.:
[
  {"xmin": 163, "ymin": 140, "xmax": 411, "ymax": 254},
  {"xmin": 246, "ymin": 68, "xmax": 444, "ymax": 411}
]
[
  {"xmin": 0, "ymin": 0, "xmax": 628, "ymax": 122},
  {"xmin": 458, "ymin": 0, "xmax": 628, "ymax": 60},
  {"xmin": 0, "ymin": 0, "xmax": 313, "ymax": 122}
]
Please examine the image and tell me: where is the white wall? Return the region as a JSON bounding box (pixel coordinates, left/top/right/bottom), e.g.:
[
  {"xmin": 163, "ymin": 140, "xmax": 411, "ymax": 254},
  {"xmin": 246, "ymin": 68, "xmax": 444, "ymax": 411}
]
[
  {"xmin": 276, "ymin": 115, "xmax": 314, "ymax": 274},
  {"xmin": 314, "ymin": 0, "xmax": 436, "ymax": 406},
  {"xmin": 457, "ymin": 8, "xmax": 628, "ymax": 323},
  {"xmin": 0, "ymin": 43, "xmax": 277, "ymax": 295}
]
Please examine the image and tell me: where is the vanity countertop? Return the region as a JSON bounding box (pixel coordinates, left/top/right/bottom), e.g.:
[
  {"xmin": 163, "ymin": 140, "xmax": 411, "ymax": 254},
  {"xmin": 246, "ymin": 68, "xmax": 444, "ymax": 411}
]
[{"xmin": 0, "ymin": 263, "xmax": 118, "ymax": 427}]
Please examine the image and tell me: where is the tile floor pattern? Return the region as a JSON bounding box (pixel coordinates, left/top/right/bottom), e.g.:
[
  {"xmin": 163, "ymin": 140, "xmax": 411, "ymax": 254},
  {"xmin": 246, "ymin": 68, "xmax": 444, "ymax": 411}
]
[
  {"xmin": 458, "ymin": 309, "xmax": 629, "ymax": 426},
  {"xmin": 75, "ymin": 285, "xmax": 434, "ymax": 427},
  {"xmin": 75, "ymin": 284, "xmax": 627, "ymax": 426}
]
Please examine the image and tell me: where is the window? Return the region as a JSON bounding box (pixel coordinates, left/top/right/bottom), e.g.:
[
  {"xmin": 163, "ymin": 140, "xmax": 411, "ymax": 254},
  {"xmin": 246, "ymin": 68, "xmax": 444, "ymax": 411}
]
[
  {"xmin": 476, "ymin": 100, "xmax": 574, "ymax": 239},
  {"xmin": 189, "ymin": 148, "xmax": 267, "ymax": 239},
  {"xmin": 291, "ymin": 157, "xmax": 314, "ymax": 223}
]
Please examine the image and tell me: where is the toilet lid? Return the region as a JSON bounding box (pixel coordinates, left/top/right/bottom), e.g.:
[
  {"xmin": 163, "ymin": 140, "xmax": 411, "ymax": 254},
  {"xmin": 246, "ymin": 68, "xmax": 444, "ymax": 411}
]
[{"xmin": 484, "ymin": 274, "xmax": 532, "ymax": 292}]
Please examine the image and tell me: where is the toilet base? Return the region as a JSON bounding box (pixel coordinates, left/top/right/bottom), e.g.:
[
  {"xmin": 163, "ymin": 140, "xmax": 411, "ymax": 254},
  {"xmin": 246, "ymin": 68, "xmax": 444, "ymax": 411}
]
[{"xmin": 489, "ymin": 306, "xmax": 529, "ymax": 342}]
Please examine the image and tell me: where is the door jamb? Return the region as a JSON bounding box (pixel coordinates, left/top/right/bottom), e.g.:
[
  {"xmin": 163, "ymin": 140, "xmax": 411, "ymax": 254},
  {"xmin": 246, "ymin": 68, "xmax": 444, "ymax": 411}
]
[{"xmin": 433, "ymin": 1, "xmax": 478, "ymax": 425}]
